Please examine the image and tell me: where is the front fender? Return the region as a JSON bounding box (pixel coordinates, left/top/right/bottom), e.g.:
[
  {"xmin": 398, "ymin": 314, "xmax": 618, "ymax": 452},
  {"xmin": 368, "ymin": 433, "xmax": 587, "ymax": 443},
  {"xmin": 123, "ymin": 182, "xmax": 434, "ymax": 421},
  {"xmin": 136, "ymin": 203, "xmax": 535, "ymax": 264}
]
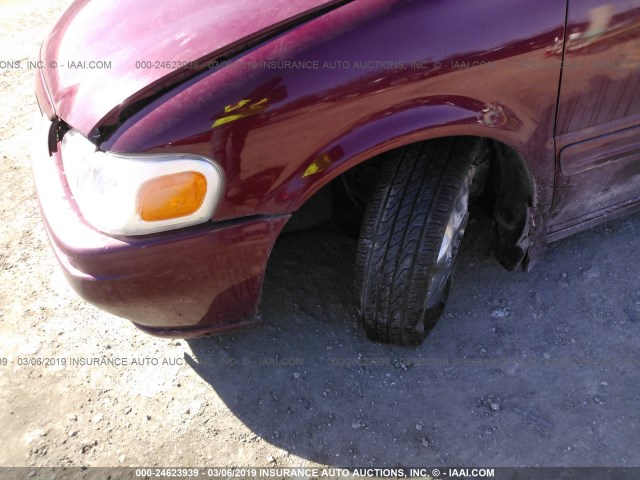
[{"xmin": 100, "ymin": 0, "xmax": 564, "ymax": 225}]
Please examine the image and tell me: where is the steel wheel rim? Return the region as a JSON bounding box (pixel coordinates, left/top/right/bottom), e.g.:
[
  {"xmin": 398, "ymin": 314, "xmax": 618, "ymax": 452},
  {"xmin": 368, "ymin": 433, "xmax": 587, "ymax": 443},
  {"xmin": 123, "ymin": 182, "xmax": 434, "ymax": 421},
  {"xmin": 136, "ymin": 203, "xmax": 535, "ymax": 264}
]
[{"xmin": 426, "ymin": 166, "xmax": 475, "ymax": 309}]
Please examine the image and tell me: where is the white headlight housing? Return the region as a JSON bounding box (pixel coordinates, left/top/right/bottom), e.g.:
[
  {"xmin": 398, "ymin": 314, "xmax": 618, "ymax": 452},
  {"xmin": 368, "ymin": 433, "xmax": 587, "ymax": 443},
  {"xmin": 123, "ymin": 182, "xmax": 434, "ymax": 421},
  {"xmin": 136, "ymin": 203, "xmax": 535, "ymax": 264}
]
[{"xmin": 61, "ymin": 129, "xmax": 224, "ymax": 236}]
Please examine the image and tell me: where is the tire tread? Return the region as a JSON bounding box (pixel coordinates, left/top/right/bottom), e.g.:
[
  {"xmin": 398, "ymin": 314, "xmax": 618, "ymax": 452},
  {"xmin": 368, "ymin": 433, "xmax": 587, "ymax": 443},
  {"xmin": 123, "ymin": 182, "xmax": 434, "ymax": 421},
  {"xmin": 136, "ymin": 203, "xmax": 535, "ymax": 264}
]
[{"xmin": 356, "ymin": 137, "xmax": 480, "ymax": 345}]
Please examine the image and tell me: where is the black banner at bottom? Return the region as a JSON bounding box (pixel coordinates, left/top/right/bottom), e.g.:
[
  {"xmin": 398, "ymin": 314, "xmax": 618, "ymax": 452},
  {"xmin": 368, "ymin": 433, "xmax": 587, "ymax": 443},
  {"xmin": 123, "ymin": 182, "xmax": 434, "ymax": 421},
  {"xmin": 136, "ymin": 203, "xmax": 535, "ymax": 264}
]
[{"xmin": 0, "ymin": 467, "xmax": 638, "ymax": 480}]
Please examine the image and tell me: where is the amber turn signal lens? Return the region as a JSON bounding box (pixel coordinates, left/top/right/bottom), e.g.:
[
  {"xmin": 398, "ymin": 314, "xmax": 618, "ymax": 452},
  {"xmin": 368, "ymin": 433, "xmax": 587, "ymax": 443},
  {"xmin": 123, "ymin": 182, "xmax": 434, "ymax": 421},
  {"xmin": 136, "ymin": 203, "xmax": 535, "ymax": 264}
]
[{"xmin": 138, "ymin": 172, "xmax": 207, "ymax": 222}]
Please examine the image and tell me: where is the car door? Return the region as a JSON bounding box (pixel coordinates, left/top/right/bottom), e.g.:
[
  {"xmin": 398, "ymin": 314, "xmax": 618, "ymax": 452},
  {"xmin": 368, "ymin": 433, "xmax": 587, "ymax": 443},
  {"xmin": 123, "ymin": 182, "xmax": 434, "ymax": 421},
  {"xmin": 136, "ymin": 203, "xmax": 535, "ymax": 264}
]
[{"xmin": 549, "ymin": 0, "xmax": 640, "ymax": 232}]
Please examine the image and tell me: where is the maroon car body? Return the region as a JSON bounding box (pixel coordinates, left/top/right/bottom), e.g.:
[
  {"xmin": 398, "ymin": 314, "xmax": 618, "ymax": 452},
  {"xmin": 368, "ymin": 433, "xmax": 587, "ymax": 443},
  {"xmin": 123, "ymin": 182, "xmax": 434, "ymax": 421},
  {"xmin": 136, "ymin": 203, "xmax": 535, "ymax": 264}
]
[{"xmin": 32, "ymin": 0, "xmax": 640, "ymax": 337}]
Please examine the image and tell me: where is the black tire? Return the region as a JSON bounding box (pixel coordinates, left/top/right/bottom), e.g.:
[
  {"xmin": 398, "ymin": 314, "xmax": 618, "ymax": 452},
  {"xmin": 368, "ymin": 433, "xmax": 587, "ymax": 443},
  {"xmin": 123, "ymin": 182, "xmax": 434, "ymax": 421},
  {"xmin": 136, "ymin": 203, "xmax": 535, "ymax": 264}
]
[{"xmin": 355, "ymin": 137, "xmax": 485, "ymax": 345}]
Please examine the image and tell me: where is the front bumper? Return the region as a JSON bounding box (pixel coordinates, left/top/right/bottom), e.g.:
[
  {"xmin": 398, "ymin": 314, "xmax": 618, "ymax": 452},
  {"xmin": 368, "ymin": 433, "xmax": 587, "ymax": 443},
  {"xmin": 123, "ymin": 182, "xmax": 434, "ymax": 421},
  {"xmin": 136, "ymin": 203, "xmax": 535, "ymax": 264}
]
[{"xmin": 31, "ymin": 114, "xmax": 288, "ymax": 337}]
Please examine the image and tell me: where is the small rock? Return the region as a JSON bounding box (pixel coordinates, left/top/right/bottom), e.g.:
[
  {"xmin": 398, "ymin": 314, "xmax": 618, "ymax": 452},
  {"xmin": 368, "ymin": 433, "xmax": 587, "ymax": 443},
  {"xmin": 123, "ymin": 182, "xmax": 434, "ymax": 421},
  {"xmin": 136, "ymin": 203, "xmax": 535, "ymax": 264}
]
[
  {"xmin": 543, "ymin": 353, "xmax": 551, "ymax": 360},
  {"xmin": 293, "ymin": 372, "xmax": 301, "ymax": 380},
  {"xmin": 415, "ymin": 424, "xmax": 423, "ymax": 431},
  {"xmin": 421, "ymin": 437, "xmax": 430, "ymax": 448},
  {"xmin": 124, "ymin": 407, "xmax": 132, "ymax": 415},
  {"xmin": 593, "ymin": 396, "xmax": 604, "ymax": 405},
  {"xmin": 491, "ymin": 307, "xmax": 511, "ymax": 319},
  {"xmin": 80, "ymin": 439, "xmax": 97, "ymax": 454},
  {"xmin": 68, "ymin": 430, "xmax": 78, "ymax": 438},
  {"xmin": 67, "ymin": 414, "xmax": 78, "ymax": 422},
  {"xmin": 31, "ymin": 445, "xmax": 48, "ymax": 458},
  {"xmin": 490, "ymin": 402, "xmax": 501, "ymax": 412},
  {"xmin": 351, "ymin": 422, "xmax": 361, "ymax": 429},
  {"xmin": 266, "ymin": 455, "xmax": 275, "ymax": 463},
  {"xmin": 188, "ymin": 400, "xmax": 203, "ymax": 416},
  {"xmin": 91, "ymin": 413, "xmax": 103, "ymax": 423},
  {"xmin": 118, "ymin": 454, "xmax": 126, "ymax": 463}
]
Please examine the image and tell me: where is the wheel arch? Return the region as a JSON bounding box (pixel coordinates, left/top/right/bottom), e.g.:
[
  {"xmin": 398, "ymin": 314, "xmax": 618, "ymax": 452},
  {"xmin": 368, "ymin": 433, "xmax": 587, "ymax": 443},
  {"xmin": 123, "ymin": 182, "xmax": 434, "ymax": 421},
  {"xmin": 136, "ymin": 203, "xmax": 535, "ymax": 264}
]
[{"xmin": 281, "ymin": 101, "xmax": 543, "ymax": 271}]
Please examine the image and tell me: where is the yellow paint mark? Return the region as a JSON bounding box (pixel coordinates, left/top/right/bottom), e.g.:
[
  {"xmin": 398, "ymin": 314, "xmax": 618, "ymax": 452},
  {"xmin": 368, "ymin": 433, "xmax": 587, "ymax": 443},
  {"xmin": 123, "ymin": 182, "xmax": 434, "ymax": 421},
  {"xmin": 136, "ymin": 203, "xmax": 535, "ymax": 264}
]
[
  {"xmin": 224, "ymin": 99, "xmax": 251, "ymax": 113},
  {"xmin": 303, "ymin": 154, "xmax": 333, "ymax": 178},
  {"xmin": 212, "ymin": 114, "xmax": 248, "ymax": 128},
  {"xmin": 247, "ymin": 98, "xmax": 269, "ymax": 111},
  {"xmin": 212, "ymin": 98, "xmax": 270, "ymax": 128}
]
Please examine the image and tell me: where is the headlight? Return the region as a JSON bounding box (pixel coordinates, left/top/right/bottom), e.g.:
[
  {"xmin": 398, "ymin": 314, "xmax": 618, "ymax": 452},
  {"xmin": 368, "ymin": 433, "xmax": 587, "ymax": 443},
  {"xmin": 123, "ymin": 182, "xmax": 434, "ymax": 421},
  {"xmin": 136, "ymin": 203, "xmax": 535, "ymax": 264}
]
[{"xmin": 61, "ymin": 129, "xmax": 224, "ymax": 236}]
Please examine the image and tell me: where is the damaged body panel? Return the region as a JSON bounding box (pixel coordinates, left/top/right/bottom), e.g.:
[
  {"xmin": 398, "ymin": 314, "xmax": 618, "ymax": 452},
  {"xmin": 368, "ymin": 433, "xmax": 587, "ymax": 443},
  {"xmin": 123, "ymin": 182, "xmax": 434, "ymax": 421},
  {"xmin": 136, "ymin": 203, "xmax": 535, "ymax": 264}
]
[
  {"xmin": 31, "ymin": 0, "xmax": 640, "ymax": 337},
  {"xmin": 549, "ymin": 1, "xmax": 640, "ymax": 238}
]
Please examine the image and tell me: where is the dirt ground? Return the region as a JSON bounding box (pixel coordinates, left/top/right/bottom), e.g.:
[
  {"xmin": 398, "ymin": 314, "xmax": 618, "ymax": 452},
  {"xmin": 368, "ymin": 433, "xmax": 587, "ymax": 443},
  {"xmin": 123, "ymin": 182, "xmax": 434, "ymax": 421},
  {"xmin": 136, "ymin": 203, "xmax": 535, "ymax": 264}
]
[{"xmin": 1, "ymin": 0, "xmax": 640, "ymax": 470}]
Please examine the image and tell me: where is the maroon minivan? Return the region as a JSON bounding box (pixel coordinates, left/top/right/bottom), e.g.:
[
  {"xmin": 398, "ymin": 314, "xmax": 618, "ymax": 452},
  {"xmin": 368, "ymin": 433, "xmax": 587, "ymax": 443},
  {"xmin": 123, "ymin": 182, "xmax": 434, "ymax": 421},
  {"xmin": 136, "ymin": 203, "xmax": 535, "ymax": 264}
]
[{"xmin": 32, "ymin": 0, "xmax": 640, "ymax": 345}]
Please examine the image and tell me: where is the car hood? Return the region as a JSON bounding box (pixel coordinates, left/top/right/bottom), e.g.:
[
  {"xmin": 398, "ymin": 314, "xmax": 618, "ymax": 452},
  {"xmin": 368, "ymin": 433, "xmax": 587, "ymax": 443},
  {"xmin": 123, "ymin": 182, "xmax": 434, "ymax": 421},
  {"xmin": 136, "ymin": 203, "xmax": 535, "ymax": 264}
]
[{"xmin": 41, "ymin": 0, "xmax": 346, "ymax": 135}]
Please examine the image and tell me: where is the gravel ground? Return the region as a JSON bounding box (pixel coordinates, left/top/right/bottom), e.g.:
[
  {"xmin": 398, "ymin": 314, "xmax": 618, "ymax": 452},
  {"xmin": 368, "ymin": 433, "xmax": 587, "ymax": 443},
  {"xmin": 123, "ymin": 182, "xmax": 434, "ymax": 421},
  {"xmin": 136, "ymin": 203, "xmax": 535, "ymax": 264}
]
[{"xmin": 1, "ymin": 0, "xmax": 640, "ymax": 470}]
